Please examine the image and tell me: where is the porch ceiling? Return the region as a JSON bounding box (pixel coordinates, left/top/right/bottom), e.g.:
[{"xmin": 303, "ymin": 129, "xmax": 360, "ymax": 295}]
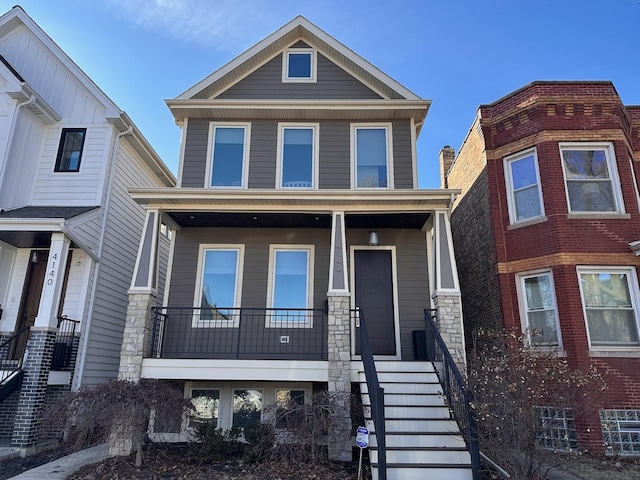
[
  {"xmin": 0, "ymin": 230, "xmax": 53, "ymax": 248},
  {"xmin": 167, "ymin": 211, "xmax": 431, "ymax": 229}
]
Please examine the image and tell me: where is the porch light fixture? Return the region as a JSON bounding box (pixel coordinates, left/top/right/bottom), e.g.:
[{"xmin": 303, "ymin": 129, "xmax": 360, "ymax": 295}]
[
  {"xmin": 30, "ymin": 251, "xmax": 38, "ymax": 263},
  {"xmin": 630, "ymin": 240, "xmax": 640, "ymax": 256},
  {"xmin": 368, "ymin": 230, "xmax": 379, "ymax": 246}
]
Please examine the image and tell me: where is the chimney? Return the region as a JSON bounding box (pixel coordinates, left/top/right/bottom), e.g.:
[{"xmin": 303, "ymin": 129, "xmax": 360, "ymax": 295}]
[{"xmin": 439, "ymin": 146, "xmax": 455, "ymax": 188}]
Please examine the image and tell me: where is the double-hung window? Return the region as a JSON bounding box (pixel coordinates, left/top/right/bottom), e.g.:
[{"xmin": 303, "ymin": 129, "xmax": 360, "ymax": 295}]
[
  {"xmin": 517, "ymin": 271, "xmax": 561, "ymax": 346},
  {"xmin": 277, "ymin": 124, "xmax": 318, "ymax": 189},
  {"xmin": 55, "ymin": 128, "xmax": 86, "ymax": 172},
  {"xmin": 194, "ymin": 245, "xmax": 244, "ymax": 326},
  {"xmin": 282, "ymin": 48, "xmax": 316, "ymax": 82},
  {"xmin": 352, "ymin": 124, "xmax": 392, "ymax": 189},
  {"xmin": 208, "ymin": 124, "xmax": 250, "ymax": 188},
  {"xmin": 560, "ymin": 143, "xmax": 624, "ymax": 213},
  {"xmin": 578, "ymin": 267, "xmax": 640, "ymax": 347},
  {"xmin": 267, "ymin": 246, "xmax": 314, "ymax": 327},
  {"xmin": 504, "ymin": 148, "xmax": 545, "ymax": 224}
]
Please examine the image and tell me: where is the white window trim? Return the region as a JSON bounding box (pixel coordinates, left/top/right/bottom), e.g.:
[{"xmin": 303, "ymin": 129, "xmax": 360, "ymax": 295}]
[
  {"xmin": 282, "ymin": 48, "xmax": 317, "ymax": 83},
  {"xmin": 577, "ymin": 265, "xmax": 640, "ymax": 350},
  {"xmin": 504, "ymin": 148, "xmax": 545, "ymax": 225},
  {"xmin": 266, "ymin": 245, "xmax": 315, "ymax": 328},
  {"xmin": 192, "ymin": 244, "xmax": 245, "ymax": 328},
  {"xmin": 350, "ymin": 123, "xmax": 394, "ymax": 189},
  {"xmin": 559, "ymin": 142, "xmax": 625, "ymax": 214},
  {"xmin": 275, "ymin": 123, "xmax": 319, "ymax": 190},
  {"xmin": 187, "ymin": 386, "xmax": 221, "ymax": 429},
  {"xmin": 205, "ymin": 122, "xmax": 251, "ymax": 189},
  {"xmin": 232, "ymin": 388, "xmax": 264, "ymax": 430},
  {"xmin": 515, "ymin": 269, "xmax": 563, "ymax": 349}
]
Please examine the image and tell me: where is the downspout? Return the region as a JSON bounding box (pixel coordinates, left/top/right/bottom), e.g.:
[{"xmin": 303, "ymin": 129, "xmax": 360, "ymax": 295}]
[
  {"xmin": 0, "ymin": 95, "xmax": 36, "ymax": 196},
  {"xmin": 73, "ymin": 124, "xmax": 133, "ymax": 389}
]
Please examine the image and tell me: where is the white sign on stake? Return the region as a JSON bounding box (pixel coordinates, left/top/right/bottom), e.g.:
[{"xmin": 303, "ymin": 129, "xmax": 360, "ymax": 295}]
[{"xmin": 356, "ymin": 426, "xmax": 369, "ymax": 449}]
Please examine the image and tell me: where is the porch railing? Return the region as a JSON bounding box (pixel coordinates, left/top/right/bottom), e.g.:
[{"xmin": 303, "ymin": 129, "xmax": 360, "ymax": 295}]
[
  {"xmin": 353, "ymin": 308, "xmax": 386, "ymax": 480},
  {"xmin": 149, "ymin": 307, "xmax": 327, "ymax": 360},
  {"xmin": 0, "ymin": 326, "xmax": 29, "ymax": 395},
  {"xmin": 52, "ymin": 316, "xmax": 80, "ymax": 370},
  {"xmin": 424, "ymin": 309, "xmax": 481, "ymax": 479}
]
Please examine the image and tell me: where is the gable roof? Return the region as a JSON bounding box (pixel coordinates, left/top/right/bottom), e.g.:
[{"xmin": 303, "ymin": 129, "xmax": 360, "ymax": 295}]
[
  {"xmin": 0, "ymin": 6, "xmax": 175, "ymax": 186},
  {"xmin": 176, "ymin": 15, "xmax": 422, "ymax": 101}
]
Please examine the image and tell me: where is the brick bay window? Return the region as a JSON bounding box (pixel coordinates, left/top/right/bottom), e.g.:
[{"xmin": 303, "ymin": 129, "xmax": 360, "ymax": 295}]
[
  {"xmin": 504, "ymin": 148, "xmax": 545, "ymax": 224},
  {"xmin": 560, "ymin": 142, "xmax": 624, "ymax": 214},
  {"xmin": 578, "ymin": 267, "xmax": 640, "ymax": 348},
  {"xmin": 516, "ymin": 270, "xmax": 562, "ymax": 346}
]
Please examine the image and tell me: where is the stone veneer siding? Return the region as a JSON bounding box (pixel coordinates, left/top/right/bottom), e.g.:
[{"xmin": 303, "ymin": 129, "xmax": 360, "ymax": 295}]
[
  {"xmin": 118, "ymin": 291, "xmax": 159, "ymax": 382},
  {"xmin": 11, "ymin": 328, "xmax": 57, "ymax": 448},
  {"xmin": 432, "ymin": 292, "xmax": 466, "ymax": 373},
  {"xmin": 326, "ymin": 293, "xmax": 352, "ymax": 462}
]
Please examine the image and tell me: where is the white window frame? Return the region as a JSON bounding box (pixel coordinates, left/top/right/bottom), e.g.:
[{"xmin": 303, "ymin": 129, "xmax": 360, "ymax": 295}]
[
  {"xmin": 276, "ymin": 123, "xmax": 319, "ymax": 189},
  {"xmin": 192, "ymin": 244, "xmax": 244, "ymax": 327},
  {"xmin": 188, "ymin": 387, "xmax": 221, "ymax": 429},
  {"xmin": 205, "ymin": 123, "xmax": 251, "ymax": 189},
  {"xmin": 577, "ymin": 266, "xmax": 640, "ymax": 349},
  {"xmin": 351, "ymin": 123, "xmax": 394, "ymax": 189},
  {"xmin": 266, "ymin": 245, "xmax": 315, "ymax": 328},
  {"xmin": 232, "ymin": 388, "xmax": 264, "ymax": 430},
  {"xmin": 282, "ymin": 48, "xmax": 316, "ymax": 83},
  {"xmin": 559, "ymin": 142, "xmax": 625, "ymax": 214},
  {"xmin": 504, "ymin": 148, "xmax": 545, "ymax": 224},
  {"xmin": 515, "ymin": 269, "xmax": 562, "ymax": 348}
]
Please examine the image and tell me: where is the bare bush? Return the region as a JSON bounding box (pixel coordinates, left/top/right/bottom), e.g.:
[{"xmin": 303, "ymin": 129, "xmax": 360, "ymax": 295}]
[
  {"xmin": 468, "ymin": 328, "xmax": 606, "ymax": 480},
  {"xmin": 39, "ymin": 379, "xmax": 190, "ymax": 467}
]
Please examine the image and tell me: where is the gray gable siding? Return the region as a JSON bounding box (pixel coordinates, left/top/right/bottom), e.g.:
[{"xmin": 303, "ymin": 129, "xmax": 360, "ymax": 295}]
[
  {"xmin": 217, "ymin": 53, "xmax": 382, "ymax": 100},
  {"xmin": 180, "ymin": 119, "xmax": 209, "ymax": 187},
  {"xmin": 392, "ymin": 120, "xmax": 414, "ymax": 189},
  {"xmin": 181, "ymin": 118, "xmax": 415, "ymax": 190}
]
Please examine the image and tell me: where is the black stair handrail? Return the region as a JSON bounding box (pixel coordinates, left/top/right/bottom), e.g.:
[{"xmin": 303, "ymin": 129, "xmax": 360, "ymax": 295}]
[
  {"xmin": 355, "ymin": 308, "xmax": 386, "ymax": 480},
  {"xmin": 0, "ymin": 326, "xmax": 30, "ymax": 387},
  {"xmin": 424, "ymin": 309, "xmax": 481, "ymax": 479}
]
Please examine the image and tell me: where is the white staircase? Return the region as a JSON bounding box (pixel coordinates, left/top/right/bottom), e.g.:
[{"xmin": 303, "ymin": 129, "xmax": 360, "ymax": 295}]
[{"xmin": 359, "ymin": 361, "xmax": 473, "ymax": 480}]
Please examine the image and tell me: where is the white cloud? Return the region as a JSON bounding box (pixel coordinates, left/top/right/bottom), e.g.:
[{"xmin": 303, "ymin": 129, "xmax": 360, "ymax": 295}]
[{"xmin": 103, "ymin": 0, "xmax": 277, "ymax": 51}]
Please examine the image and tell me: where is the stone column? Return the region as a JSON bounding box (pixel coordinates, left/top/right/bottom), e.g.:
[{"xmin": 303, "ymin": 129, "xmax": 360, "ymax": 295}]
[
  {"xmin": 118, "ymin": 290, "xmax": 159, "ymax": 382},
  {"xmin": 327, "ymin": 292, "xmax": 352, "ymax": 462},
  {"xmin": 431, "ymin": 292, "xmax": 466, "ymax": 372}
]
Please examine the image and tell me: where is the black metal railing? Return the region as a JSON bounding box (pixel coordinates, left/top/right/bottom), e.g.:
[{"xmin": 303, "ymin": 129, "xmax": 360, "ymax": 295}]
[
  {"xmin": 51, "ymin": 316, "xmax": 80, "ymax": 370},
  {"xmin": 424, "ymin": 309, "xmax": 481, "ymax": 479},
  {"xmin": 0, "ymin": 326, "xmax": 29, "ymax": 388},
  {"xmin": 148, "ymin": 307, "xmax": 327, "ymax": 360},
  {"xmin": 352, "ymin": 308, "xmax": 386, "ymax": 480}
]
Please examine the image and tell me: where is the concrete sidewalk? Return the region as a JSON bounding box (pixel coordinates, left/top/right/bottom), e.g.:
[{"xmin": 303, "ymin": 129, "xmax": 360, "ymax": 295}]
[{"xmin": 7, "ymin": 444, "xmax": 108, "ymax": 479}]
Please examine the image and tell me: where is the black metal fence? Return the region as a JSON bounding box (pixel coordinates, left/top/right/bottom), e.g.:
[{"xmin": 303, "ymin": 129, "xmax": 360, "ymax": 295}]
[
  {"xmin": 149, "ymin": 307, "xmax": 327, "ymax": 360},
  {"xmin": 352, "ymin": 308, "xmax": 386, "ymax": 480},
  {"xmin": 52, "ymin": 316, "xmax": 80, "ymax": 370},
  {"xmin": 424, "ymin": 309, "xmax": 481, "ymax": 479}
]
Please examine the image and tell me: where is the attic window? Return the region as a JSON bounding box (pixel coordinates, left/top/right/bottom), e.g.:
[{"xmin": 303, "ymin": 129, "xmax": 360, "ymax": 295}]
[{"xmin": 283, "ymin": 49, "xmax": 316, "ymax": 83}]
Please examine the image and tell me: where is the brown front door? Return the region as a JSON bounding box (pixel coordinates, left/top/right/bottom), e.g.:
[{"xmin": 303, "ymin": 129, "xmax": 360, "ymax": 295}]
[
  {"xmin": 354, "ymin": 249, "xmax": 396, "ymax": 356},
  {"xmin": 11, "ymin": 251, "xmax": 48, "ymax": 359}
]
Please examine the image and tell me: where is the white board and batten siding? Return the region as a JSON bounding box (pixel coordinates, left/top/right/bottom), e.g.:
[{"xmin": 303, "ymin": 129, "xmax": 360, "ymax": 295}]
[
  {"xmin": 80, "ymin": 139, "xmax": 170, "ymax": 386},
  {"xmin": 59, "ymin": 250, "xmax": 93, "ymax": 323},
  {"xmin": 0, "ymin": 249, "xmax": 29, "ymax": 332}
]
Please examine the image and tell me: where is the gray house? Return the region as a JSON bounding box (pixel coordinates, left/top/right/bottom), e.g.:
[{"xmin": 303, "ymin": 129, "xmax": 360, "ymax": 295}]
[
  {"xmin": 0, "ymin": 6, "xmax": 174, "ymax": 452},
  {"xmin": 119, "ymin": 16, "xmax": 473, "ymax": 479}
]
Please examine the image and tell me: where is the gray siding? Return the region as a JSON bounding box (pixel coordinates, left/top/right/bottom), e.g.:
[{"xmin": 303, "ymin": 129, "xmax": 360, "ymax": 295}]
[
  {"xmin": 318, "ymin": 122, "xmax": 350, "ymax": 189},
  {"xmin": 180, "ymin": 119, "xmax": 209, "ymax": 188},
  {"xmin": 392, "ymin": 120, "xmax": 414, "ymax": 189},
  {"xmin": 217, "ymin": 53, "xmax": 382, "ymax": 100},
  {"xmin": 168, "ymin": 228, "xmax": 330, "ymax": 308},
  {"xmin": 181, "ymin": 119, "xmax": 415, "ymax": 190}
]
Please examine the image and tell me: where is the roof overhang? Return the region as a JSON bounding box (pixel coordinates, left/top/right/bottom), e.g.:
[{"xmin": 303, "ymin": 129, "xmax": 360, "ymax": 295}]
[{"xmin": 166, "ymin": 99, "xmax": 430, "ymax": 124}]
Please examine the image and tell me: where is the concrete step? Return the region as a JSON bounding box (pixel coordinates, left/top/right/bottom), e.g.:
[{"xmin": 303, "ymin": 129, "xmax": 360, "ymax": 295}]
[
  {"xmin": 370, "ymin": 361, "xmax": 437, "ymax": 373},
  {"xmin": 364, "ymin": 405, "xmax": 450, "ymax": 419},
  {"xmin": 372, "ymin": 432, "xmax": 468, "ymax": 449},
  {"xmin": 361, "ymin": 381, "xmax": 442, "ymax": 395},
  {"xmin": 371, "ymin": 447, "xmax": 471, "ymax": 464},
  {"xmin": 359, "ymin": 371, "xmax": 439, "ymax": 384},
  {"xmin": 366, "ymin": 418, "xmax": 461, "ymax": 433},
  {"xmin": 372, "ymin": 465, "xmax": 473, "ymax": 480},
  {"xmin": 362, "ymin": 392, "xmax": 446, "ymax": 407}
]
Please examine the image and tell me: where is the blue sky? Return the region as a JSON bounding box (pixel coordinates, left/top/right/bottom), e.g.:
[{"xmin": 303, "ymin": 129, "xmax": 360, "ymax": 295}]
[{"xmin": 7, "ymin": 0, "xmax": 640, "ymax": 188}]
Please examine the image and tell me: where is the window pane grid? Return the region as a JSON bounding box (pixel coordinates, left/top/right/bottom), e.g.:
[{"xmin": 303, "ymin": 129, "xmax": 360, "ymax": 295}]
[
  {"xmin": 536, "ymin": 406, "xmax": 578, "ymax": 452},
  {"xmin": 601, "ymin": 409, "xmax": 640, "ymax": 455}
]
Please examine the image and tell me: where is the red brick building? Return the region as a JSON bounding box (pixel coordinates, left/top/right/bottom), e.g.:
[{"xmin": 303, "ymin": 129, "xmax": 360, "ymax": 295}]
[{"xmin": 443, "ymin": 81, "xmax": 640, "ymax": 454}]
